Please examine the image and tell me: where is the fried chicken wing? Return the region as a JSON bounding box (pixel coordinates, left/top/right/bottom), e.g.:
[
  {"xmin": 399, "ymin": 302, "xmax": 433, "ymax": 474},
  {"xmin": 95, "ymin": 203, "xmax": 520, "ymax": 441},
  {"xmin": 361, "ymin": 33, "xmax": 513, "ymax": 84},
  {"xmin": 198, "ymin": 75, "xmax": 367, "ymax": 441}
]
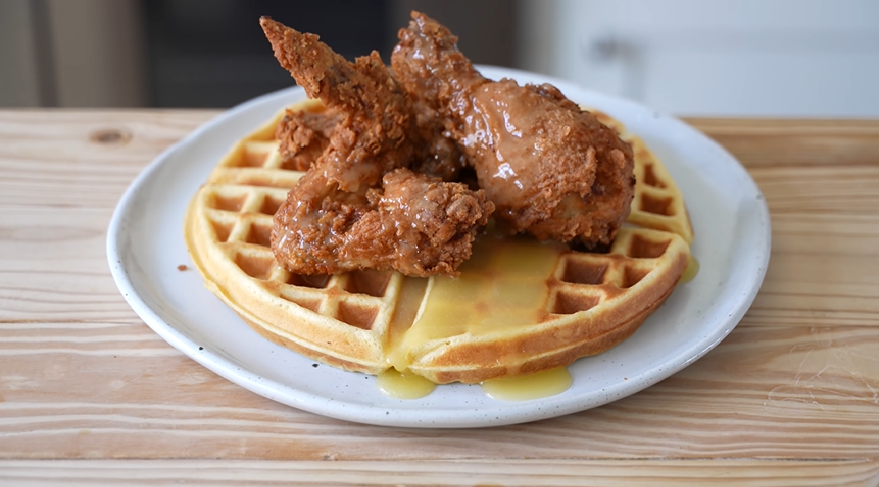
[
  {"xmin": 261, "ymin": 16, "xmax": 416, "ymax": 192},
  {"xmin": 391, "ymin": 12, "xmax": 635, "ymax": 246},
  {"xmin": 260, "ymin": 17, "xmax": 493, "ymax": 277},
  {"xmin": 273, "ymin": 168, "xmax": 492, "ymax": 276},
  {"xmin": 262, "ymin": 16, "xmax": 469, "ymax": 186}
]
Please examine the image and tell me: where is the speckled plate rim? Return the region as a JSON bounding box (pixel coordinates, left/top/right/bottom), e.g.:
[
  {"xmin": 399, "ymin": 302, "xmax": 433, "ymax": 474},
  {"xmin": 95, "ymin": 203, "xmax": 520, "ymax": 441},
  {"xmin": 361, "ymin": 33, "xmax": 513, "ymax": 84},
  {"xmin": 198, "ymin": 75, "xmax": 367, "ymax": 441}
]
[{"xmin": 107, "ymin": 66, "xmax": 770, "ymax": 428}]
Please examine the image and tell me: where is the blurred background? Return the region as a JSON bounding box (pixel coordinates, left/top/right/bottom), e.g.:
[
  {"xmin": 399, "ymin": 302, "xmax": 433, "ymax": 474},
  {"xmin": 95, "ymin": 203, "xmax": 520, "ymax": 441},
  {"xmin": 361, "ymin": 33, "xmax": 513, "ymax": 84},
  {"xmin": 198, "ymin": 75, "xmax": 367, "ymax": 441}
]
[{"xmin": 1, "ymin": 0, "xmax": 877, "ymax": 116}]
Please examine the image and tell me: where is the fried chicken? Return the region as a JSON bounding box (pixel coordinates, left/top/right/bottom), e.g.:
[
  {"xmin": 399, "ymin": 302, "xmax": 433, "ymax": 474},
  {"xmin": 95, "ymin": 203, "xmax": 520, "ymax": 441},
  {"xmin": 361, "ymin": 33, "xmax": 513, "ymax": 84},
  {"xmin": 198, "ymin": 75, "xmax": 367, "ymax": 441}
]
[
  {"xmin": 391, "ymin": 12, "xmax": 635, "ymax": 247},
  {"xmin": 404, "ymin": 86, "xmax": 469, "ymax": 183},
  {"xmin": 260, "ymin": 17, "xmax": 493, "ymax": 277},
  {"xmin": 276, "ymin": 106, "xmax": 343, "ymax": 171},
  {"xmin": 274, "ymin": 168, "xmax": 492, "ymax": 276},
  {"xmin": 261, "ymin": 16, "xmax": 418, "ymax": 193}
]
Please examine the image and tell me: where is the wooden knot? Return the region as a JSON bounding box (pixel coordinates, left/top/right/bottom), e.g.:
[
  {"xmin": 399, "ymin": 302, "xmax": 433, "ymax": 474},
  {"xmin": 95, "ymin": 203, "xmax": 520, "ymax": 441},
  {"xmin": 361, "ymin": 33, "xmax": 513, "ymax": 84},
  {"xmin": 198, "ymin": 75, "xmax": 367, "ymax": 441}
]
[{"xmin": 90, "ymin": 127, "xmax": 132, "ymax": 145}]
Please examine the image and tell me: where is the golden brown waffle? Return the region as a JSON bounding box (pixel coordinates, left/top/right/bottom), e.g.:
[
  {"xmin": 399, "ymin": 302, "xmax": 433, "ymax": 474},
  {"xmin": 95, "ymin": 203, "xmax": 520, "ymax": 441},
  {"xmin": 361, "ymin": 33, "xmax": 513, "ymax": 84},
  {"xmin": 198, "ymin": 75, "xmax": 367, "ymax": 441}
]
[
  {"xmin": 592, "ymin": 109, "xmax": 694, "ymax": 243},
  {"xmin": 185, "ymin": 99, "xmax": 693, "ymax": 384}
]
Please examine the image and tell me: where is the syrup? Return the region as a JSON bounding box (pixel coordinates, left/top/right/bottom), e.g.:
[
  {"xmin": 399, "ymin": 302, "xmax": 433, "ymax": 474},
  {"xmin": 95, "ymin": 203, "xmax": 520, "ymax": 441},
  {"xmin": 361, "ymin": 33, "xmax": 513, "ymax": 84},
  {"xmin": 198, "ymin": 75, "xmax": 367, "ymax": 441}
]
[
  {"xmin": 376, "ymin": 369, "xmax": 435, "ymax": 399},
  {"xmin": 481, "ymin": 367, "xmax": 573, "ymax": 401},
  {"xmin": 386, "ymin": 231, "xmax": 566, "ymax": 372},
  {"xmin": 381, "ymin": 232, "xmax": 568, "ymax": 400},
  {"xmin": 680, "ymin": 254, "xmax": 699, "ymax": 283},
  {"xmin": 376, "ymin": 366, "xmax": 574, "ymax": 401}
]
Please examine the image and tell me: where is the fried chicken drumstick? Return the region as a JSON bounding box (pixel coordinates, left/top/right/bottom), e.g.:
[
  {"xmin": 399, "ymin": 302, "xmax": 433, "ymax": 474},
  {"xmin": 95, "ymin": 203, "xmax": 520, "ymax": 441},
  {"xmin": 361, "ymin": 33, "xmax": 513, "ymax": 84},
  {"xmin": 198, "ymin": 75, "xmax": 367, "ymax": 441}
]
[
  {"xmin": 391, "ymin": 12, "xmax": 635, "ymax": 247},
  {"xmin": 259, "ymin": 17, "xmax": 493, "ymax": 277}
]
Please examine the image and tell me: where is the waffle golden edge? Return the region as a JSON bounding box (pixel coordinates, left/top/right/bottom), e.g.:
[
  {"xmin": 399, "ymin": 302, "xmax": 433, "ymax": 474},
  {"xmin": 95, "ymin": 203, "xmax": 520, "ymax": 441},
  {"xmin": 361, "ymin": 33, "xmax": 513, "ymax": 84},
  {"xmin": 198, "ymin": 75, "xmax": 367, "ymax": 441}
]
[{"xmin": 185, "ymin": 99, "xmax": 693, "ymax": 385}]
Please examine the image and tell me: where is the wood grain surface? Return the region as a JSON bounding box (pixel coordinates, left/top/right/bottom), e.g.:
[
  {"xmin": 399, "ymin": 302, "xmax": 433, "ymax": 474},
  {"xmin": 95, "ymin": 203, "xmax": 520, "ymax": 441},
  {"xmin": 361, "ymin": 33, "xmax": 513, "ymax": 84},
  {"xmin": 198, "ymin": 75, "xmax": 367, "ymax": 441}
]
[{"xmin": 0, "ymin": 110, "xmax": 878, "ymax": 485}]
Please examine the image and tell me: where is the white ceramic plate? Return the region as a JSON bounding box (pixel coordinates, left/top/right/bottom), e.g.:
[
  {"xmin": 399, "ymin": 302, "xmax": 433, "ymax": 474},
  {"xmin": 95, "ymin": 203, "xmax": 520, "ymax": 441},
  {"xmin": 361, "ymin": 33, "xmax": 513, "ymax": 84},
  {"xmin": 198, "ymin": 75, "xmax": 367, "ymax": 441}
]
[{"xmin": 107, "ymin": 66, "xmax": 770, "ymax": 428}]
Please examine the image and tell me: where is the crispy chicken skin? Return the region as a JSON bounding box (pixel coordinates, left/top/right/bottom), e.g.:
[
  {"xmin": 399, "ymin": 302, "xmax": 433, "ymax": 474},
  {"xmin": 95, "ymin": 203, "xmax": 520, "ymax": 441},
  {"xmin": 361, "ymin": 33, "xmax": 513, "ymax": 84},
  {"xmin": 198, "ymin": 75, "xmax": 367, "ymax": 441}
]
[
  {"xmin": 261, "ymin": 16, "xmax": 465, "ymax": 186},
  {"xmin": 260, "ymin": 16, "xmax": 415, "ymax": 192},
  {"xmin": 274, "ymin": 168, "xmax": 492, "ymax": 276},
  {"xmin": 391, "ymin": 12, "xmax": 635, "ymax": 246},
  {"xmin": 276, "ymin": 106, "xmax": 342, "ymax": 171},
  {"xmin": 260, "ymin": 17, "xmax": 493, "ymax": 277}
]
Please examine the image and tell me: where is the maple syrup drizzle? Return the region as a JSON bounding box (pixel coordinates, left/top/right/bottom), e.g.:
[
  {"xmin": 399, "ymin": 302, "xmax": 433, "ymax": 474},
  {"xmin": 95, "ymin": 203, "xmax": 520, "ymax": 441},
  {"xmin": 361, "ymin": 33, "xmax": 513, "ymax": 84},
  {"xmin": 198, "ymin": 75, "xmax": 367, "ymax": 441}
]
[
  {"xmin": 481, "ymin": 367, "xmax": 573, "ymax": 401},
  {"xmin": 680, "ymin": 254, "xmax": 699, "ymax": 283},
  {"xmin": 376, "ymin": 369, "xmax": 436, "ymax": 399}
]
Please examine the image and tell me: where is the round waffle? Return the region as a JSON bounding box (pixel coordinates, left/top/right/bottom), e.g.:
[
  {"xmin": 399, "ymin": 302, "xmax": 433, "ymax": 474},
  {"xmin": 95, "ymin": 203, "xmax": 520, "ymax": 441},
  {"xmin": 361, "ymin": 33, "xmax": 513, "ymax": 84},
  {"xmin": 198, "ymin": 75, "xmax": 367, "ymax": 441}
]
[{"xmin": 184, "ymin": 99, "xmax": 693, "ymax": 384}]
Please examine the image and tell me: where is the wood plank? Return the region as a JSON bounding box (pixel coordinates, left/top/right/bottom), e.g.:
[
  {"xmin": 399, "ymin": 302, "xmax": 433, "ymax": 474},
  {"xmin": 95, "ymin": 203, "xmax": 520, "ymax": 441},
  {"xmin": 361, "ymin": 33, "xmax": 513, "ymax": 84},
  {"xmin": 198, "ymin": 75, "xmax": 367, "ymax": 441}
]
[
  {"xmin": 747, "ymin": 213, "xmax": 879, "ymax": 327},
  {"xmin": 0, "ymin": 459, "xmax": 877, "ymax": 486},
  {"xmin": 0, "ymin": 323, "xmax": 876, "ymax": 459},
  {"xmin": 686, "ymin": 118, "xmax": 879, "ymax": 168},
  {"xmin": 752, "ymin": 165, "xmax": 879, "ymax": 215},
  {"xmin": 0, "ymin": 207, "xmax": 136, "ymax": 321},
  {"xmin": 0, "ymin": 111, "xmax": 212, "ymax": 320},
  {"xmin": 0, "ymin": 110, "xmax": 216, "ymax": 209}
]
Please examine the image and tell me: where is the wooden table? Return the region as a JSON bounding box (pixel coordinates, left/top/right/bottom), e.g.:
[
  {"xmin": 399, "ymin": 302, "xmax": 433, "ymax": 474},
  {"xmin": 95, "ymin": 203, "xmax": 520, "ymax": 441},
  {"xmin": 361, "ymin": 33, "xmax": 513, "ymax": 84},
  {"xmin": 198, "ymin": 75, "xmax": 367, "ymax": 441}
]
[{"xmin": 1, "ymin": 111, "xmax": 877, "ymax": 485}]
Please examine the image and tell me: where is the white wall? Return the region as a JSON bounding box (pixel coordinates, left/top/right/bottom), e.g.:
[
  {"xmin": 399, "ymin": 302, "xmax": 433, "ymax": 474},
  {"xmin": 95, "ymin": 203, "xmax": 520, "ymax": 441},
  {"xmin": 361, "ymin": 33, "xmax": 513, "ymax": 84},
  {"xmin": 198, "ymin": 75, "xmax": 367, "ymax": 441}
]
[{"xmin": 517, "ymin": 0, "xmax": 879, "ymax": 117}]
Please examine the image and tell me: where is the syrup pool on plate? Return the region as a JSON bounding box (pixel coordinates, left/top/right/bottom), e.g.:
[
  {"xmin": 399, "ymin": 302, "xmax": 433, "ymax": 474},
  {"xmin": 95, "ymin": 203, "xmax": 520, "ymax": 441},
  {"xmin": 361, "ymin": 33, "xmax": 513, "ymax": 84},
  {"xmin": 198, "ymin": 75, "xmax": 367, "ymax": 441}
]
[
  {"xmin": 376, "ymin": 369, "xmax": 436, "ymax": 399},
  {"xmin": 681, "ymin": 255, "xmax": 699, "ymax": 283},
  {"xmin": 480, "ymin": 367, "xmax": 573, "ymax": 401},
  {"xmin": 377, "ymin": 366, "xmax": 574, "ymax": 401}
]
